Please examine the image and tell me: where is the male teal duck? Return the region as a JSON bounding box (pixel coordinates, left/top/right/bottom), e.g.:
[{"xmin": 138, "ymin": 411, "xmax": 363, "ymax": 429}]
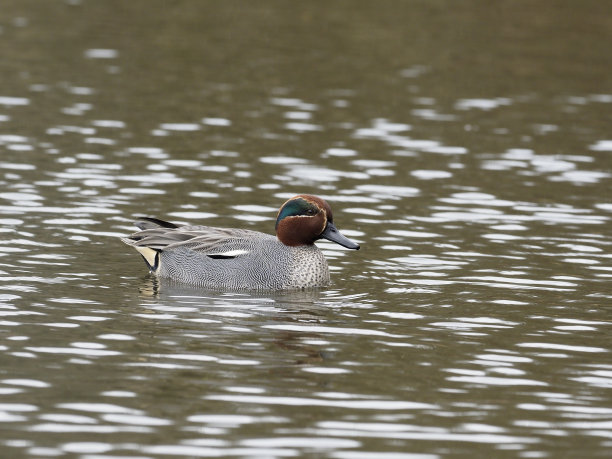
[{"xmin": 121, "ymin": 194, "xmax": 360, "ymax": 290}]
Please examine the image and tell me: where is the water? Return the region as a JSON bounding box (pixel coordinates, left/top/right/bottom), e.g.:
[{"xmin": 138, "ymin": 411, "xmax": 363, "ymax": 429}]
[{"xmin": 1, "ymin": 1, "xmax": 611, "ymax": 458}]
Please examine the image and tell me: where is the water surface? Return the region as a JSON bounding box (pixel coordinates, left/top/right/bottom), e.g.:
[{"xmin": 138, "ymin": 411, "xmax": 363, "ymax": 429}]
[{"xmin": 1, "ymin": 1, "xmax": 611, "ymax": 458}]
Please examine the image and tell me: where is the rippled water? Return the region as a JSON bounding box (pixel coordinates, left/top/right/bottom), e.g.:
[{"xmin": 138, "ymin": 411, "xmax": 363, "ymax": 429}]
[{"xmin": 1, "ymin": 1, "xmax": 611, "ymax": 458}]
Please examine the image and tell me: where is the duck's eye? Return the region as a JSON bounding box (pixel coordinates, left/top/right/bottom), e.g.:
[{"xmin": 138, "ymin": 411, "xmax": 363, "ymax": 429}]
[{"xmin": 305, "ymin": 208, "xmax": 316, "ymax": 216}]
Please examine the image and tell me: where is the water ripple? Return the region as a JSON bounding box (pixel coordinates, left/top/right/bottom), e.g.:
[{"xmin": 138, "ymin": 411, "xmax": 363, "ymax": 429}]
[{"xmin": 0, "ymin": 4, "xmax": 611, "ymax": 458}]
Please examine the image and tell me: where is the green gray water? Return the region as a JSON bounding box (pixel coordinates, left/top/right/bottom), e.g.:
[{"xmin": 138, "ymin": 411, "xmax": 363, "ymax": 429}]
[{"xmin": 1, "ymin": 1, "xmax": 611, "ymax": 458}]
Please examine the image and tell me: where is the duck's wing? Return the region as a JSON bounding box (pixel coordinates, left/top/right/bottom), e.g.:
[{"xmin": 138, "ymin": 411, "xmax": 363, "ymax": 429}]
[{"xmin": 121, "ymin": 218, "xmax": 268, "ymax": 270}]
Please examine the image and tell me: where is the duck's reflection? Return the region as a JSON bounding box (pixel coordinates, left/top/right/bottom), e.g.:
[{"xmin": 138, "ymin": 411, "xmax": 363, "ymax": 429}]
[{"xmin": 135, "ymin": 278, "xmax": 340, "ymax": 366}]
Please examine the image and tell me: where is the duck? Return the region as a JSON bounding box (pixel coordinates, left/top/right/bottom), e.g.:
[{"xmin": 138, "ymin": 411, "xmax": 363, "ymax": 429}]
[{"xmin": 120, "ymin": 194, "xmax": 360, "ymax": 290}]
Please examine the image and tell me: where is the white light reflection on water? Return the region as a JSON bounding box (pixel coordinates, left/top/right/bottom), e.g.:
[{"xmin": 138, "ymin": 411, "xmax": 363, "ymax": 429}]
[
  {"xmin": 314, "ymin": 420, "xmax": 538, "ymax": 445},
  {"xmin": 205, "ymin": 395, "xmax": 436, "ymax": 411},
  {"xmin": 0, "ymin": 5, "xmax": 611, "ymax": 459}
]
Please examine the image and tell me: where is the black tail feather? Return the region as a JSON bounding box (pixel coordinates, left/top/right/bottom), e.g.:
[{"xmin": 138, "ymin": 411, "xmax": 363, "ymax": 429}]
[{"xmin": 135, "ymin": 217, "xmax": 179, "ymax": 230}]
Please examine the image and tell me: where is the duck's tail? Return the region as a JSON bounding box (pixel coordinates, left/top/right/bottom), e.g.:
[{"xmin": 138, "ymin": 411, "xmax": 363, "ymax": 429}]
[{"xmin": 120, "ymin": 217, "xmax": 179, "ymax": 272}]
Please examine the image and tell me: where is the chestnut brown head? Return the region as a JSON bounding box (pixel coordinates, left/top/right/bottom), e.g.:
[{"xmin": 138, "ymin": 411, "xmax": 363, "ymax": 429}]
[{"xmin": 275, "ymin": 195, "xmax": 360, "ymax": 249}]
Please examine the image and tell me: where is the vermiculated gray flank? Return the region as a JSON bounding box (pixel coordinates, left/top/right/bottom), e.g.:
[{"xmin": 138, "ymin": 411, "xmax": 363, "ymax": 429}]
[{"xmin": 122, "ymin": 224, "xmax": 330, "ymax": 290}]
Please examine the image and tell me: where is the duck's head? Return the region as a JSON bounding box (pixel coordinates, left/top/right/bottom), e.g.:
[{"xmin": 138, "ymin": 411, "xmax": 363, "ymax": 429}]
[{"xmin": 275, "ymin": 194, "xmax": 360, "ymax": 250}]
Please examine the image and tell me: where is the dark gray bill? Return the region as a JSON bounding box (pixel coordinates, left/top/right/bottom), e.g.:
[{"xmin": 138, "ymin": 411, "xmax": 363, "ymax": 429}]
[{"xmin": 320, "ymin": 222, "xmax": 360, "ymax": 250}]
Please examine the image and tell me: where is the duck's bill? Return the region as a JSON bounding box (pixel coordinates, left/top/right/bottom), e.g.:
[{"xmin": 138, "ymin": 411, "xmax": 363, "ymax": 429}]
[{"xmin": 320, "ymin": 223, "xmax": 360, "ymax": 250}]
